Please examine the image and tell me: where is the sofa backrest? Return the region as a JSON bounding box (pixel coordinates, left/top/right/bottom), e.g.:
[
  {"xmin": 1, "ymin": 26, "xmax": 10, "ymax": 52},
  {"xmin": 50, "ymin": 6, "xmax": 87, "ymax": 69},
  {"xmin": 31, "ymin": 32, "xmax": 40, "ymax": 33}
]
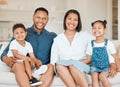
[
  {"xmin": 111, "ymin": 40, "xmax": 120, "ymax": 58},
  {"xmin": 0, "ymin": 40, "xmax": 120, "ymax": 72}
]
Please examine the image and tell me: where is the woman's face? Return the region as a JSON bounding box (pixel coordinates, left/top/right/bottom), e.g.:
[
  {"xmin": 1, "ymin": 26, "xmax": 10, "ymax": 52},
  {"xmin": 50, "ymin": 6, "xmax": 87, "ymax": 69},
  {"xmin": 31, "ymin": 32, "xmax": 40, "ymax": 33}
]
[{"xmin": 65, "ymin": 13, "xmax": 78, "ymax": 31}]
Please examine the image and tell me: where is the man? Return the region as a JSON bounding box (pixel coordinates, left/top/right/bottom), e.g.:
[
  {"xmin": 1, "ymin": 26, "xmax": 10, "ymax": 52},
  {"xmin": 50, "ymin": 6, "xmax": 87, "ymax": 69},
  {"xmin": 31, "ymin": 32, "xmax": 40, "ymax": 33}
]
[{"xmin": 1, "ymin": 7, "xmax": 57, "ymax": 87}]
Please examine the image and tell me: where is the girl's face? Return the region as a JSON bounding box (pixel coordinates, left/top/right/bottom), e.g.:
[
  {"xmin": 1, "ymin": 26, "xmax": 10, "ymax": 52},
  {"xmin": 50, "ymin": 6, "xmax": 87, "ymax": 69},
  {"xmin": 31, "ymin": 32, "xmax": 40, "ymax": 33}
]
[
  {"xmin": 65, "ymin": 13, "xmax": 78, "ymax": 31},
  {"xmin": 13, "ymin": 28, "xmax": 27, "ymax": 41},
  {"xmin": 92, "ymin": 22, "xmax": 106, "ymax": 37}
]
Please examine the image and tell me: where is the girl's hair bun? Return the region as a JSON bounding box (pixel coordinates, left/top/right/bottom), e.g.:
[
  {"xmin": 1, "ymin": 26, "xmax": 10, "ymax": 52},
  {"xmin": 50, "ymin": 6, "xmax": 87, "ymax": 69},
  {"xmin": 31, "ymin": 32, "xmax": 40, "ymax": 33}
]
[
  {"xmin": 91, "ymin": 20, "xmax": 107, "ymax": 28},
  {"xmin": 103, "ymin": 20, "xmax": 107, "ymax": 24}
]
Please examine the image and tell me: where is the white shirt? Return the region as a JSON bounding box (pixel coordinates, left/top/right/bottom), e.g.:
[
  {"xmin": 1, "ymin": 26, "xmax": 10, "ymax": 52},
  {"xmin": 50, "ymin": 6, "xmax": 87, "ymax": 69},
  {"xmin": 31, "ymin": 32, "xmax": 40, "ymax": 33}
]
[
  {"xmin": 86, "ymin": 40, "xmax": 116, "ymax": 63},
  {"xmin": 7, "ymin": 39, "xmax": 33, "ymax": 57},
  {"xmin": 50, "ymin": 31, "xmax": 94, "ymax": 65}
]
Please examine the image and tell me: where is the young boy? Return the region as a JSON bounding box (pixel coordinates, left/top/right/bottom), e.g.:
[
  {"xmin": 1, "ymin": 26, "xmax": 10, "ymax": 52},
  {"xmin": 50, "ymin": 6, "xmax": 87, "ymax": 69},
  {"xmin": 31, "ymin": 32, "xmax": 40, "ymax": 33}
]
[{"xmin": 7, "ymin": 23, "xmax": 42, "ymax": 86}]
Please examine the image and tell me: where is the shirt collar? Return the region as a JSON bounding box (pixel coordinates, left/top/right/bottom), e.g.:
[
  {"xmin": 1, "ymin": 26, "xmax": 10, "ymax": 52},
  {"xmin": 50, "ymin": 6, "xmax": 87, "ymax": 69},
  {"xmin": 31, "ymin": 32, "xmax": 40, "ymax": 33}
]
[{"xmin": 30, "ymin": 25, "xmax": 46, "ymax": 34}]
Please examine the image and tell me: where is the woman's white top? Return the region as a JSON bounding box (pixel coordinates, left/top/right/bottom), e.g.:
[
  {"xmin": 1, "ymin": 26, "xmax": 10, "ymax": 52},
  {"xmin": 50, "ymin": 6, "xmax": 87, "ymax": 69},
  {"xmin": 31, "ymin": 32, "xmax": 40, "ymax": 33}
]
[
  {"xmin": 50, "ymin": 31, "xmax": 94, "ymax": 65},
  {"xmin": 7, "ymin": 39, "xmax": 33, "ymax": 57},
  {"xmin": 86, "ymin": 40, "xmax": 116, "ymax": 63}
]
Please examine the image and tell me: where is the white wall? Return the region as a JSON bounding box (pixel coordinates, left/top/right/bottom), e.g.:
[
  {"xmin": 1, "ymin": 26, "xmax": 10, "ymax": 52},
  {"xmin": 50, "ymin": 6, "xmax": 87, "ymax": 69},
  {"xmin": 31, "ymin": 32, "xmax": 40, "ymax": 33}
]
[
  {"xmin": 66, "ymin": 0, "xmax": 112, "ymax": 39},
  {"xmin": 118, "ymin": 0, "xmax": 120, "ymax": 40},
  {"xmin": 0, "ymin": 0, "xmax": 113, "ymax": 41}
]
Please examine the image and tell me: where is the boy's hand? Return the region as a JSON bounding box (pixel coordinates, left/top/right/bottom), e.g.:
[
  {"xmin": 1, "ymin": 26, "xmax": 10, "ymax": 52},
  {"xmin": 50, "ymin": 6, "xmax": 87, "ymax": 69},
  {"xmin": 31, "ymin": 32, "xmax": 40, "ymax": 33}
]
[{"xmin": 35, "ymin": 60, "xmax": 42, "ymax": 69}]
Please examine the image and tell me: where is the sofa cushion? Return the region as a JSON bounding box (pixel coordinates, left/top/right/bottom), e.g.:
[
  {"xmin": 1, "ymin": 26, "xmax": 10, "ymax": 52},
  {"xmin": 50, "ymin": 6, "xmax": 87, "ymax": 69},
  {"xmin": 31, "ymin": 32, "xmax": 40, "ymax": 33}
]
[
  {"xmin": 0, "ymin": 71, "xmax": 120, "ymax": 86},
  {"xmin": 0, "ymin": 72, "xmax": 17, "ymax": 85},
  {"xmin": 0, "ymin": 60, "xmax": 11, "ymax": 72}
]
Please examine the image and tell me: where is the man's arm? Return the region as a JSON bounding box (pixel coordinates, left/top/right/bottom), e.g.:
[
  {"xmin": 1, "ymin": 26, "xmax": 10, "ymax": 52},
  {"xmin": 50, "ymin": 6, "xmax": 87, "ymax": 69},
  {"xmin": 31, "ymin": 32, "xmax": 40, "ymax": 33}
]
[
  {"xmin": 0, "ymin": 37, "xmax": 14, "ymax": 61},
  {"xmin": 0, "ymin": 38, "xmax": 16, "ymax": 68},
  {"xmin": 2, "ymin": 55, "xmax": 16, "ymax": 68}
]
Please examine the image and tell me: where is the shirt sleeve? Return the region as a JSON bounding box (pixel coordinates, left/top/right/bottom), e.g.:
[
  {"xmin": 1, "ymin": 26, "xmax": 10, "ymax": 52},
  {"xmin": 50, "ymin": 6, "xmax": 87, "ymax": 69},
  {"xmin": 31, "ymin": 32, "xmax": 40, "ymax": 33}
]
[
  {"xmin": 27, "ymin": 42, "xmax": 33, "ymax": 53},
  {"xmin": 50, "ymin": 39, "xmax": 59, "ymax": 65},
  {"xmin": 108, "ymin": 54, "xmax": 115, "ymax": 63},
  {"xmin": 86, "ymin": 41, "xmax": 92, "ymax": 55},
  {"xmin": 107, "ymin": 40, "xmax": 116, "ymax": 63},
  {"xmin": 9, "ymin": 40, "xmax": 18, "ymax": 50},
  {"xmin": 107, "ymin": 40, "xmax": 116, "ymax": 54}
]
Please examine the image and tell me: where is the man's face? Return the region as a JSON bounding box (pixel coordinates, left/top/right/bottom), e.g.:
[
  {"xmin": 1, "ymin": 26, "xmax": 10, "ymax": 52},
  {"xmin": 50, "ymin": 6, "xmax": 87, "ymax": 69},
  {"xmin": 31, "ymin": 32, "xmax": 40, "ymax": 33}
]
[{"xmin": 33, "ymin": 11, "xmax": 48, "ymax": 32}]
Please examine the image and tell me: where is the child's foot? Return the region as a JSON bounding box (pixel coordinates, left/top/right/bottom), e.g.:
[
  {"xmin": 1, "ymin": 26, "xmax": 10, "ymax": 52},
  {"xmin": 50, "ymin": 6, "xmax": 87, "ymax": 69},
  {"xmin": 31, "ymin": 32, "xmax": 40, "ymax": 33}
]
[{"xmin": 29, "ymin": 76, "xmax": 42, "ymax": 86}]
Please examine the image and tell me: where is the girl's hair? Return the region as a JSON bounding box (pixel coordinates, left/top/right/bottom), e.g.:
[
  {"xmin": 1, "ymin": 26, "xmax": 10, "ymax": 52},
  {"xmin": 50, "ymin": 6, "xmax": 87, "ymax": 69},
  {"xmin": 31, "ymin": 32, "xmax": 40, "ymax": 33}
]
[
  {"xmin": 34, "ymin": 7, "xmax": 49, "ymax": 16},
  {"xmin": 12, "ymin": 23, "xmax": 26, "ymax": 33},
  {"xmin": 91, "ymin": 20, "xmax": 107, "ymax": 28},
  {"xmin": 63, "ymin": 9, "xmax": 82, "ymax": 32}
]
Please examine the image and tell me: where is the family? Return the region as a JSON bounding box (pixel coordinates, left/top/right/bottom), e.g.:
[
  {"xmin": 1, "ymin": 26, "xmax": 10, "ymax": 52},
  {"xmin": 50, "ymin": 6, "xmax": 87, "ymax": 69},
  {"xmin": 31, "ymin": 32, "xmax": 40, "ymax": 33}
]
[{"xmin": 0, "ymin": 7, "xmax": 118, "ymax": 87}]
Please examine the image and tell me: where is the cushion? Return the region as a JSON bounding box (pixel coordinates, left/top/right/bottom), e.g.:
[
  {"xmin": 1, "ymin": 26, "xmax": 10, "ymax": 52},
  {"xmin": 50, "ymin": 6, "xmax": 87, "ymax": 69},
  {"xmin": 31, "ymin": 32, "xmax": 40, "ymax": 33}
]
[
  {"xmin": 0, "ymin": 60, "xmax": 10, "ymax": 72},
  {"xmin": 0, "ymin": 72, "xmax": 17, "ymax": 85}
]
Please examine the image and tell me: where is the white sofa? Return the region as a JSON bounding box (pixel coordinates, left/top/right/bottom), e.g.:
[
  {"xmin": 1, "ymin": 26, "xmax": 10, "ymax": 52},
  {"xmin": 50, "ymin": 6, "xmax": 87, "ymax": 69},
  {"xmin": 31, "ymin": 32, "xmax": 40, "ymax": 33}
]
[{"xmin": 0, "ymin": 40, "xmax": 120, "ymax": 87}]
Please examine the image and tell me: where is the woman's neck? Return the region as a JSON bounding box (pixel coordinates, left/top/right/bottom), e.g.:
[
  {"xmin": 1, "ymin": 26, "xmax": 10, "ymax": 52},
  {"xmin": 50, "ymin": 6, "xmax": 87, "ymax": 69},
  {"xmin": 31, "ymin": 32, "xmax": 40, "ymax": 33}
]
[
  {"xmin": 64, "ymin": 29, "xmax": 76, "ymax": 36},
  {"xmin": 64, "ymin": 30, "xmax": 76, "ymax": 45}
]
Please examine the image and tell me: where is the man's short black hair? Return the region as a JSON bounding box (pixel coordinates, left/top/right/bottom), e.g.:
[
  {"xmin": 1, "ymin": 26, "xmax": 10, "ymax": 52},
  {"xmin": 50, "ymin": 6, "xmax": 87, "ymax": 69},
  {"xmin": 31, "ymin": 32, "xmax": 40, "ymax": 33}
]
[{"xmin": 34, "ymin": 7, "xmax": 49, "ymax": 16}]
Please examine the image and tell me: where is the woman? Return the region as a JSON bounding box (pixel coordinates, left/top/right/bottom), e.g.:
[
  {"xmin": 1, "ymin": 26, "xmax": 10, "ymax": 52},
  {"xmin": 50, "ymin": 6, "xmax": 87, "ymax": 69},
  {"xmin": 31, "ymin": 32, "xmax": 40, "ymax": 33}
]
[{"xmin": 50, "ymin": 9, "xmax": 93, "ymax": 87}]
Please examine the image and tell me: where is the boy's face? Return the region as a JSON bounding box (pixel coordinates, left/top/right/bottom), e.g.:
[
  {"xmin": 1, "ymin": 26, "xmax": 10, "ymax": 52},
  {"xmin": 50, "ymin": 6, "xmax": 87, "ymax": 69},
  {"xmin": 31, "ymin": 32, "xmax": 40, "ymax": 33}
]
[{"xmin": 13, "ymin": 28, "xmax": 27, "ymax": 41}]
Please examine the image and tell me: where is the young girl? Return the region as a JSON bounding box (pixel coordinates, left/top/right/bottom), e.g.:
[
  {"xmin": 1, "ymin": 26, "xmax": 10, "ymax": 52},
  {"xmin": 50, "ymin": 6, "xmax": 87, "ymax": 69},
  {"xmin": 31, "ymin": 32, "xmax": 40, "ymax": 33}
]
[
  {"xmin": 86, "ymin": 20, "xmax": 118, "ymax": 87},
  {"xmin": 7, "ymin": 23, "xmax": 42, "ymax": 86}
]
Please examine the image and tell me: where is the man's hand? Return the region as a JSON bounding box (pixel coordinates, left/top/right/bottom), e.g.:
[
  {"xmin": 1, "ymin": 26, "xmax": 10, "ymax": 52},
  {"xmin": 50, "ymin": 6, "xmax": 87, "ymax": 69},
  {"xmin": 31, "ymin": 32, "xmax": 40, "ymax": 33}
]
[
  {"xmin": 2, "ymin": 55, "xmax": 16, "ymax": 68},
  {"xmin": 109, "ymin": 63, "xmax": 117, "ymax": 78}
]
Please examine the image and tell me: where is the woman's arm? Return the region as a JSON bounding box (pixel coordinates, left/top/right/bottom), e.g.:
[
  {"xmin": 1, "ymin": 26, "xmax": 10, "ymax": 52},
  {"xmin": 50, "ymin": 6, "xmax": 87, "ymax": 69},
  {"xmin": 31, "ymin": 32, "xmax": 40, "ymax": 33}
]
[{"xmin": 50, "ymin": 40, "xmax": 59, "ymax": 65}]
